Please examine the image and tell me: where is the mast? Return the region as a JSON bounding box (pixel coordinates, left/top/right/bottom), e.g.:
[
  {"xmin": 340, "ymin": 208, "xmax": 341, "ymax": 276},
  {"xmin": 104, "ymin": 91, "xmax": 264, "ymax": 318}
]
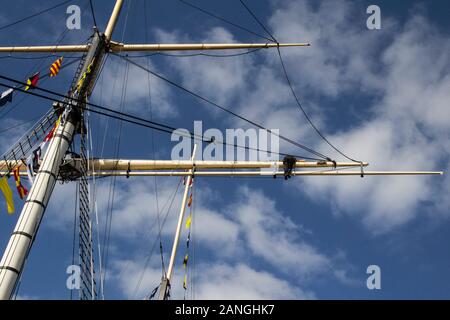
[
  {"xmin": 159, "ymin": 145, "xmax": 198, "ymax": 300},
  {"xmin": 0, "ymin": 0, "xmax": 124, "ymax": 300}
]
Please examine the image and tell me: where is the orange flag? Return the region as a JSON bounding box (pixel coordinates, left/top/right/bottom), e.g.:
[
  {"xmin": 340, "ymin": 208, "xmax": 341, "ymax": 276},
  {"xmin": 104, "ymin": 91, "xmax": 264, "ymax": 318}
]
[{"xmin": 13, "ymin": 167, "xmax": 28, "ymax": 199}]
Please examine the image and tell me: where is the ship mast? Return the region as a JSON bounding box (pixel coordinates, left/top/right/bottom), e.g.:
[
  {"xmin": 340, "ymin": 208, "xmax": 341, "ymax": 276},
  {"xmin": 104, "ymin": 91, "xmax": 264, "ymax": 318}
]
[
  {"xmin": 0, "ymin": 0, "xmax": 444, "ymax": 300},
  {"xmin": 0, "ymin": 0, "xmax": 124, "ymax": 300}
]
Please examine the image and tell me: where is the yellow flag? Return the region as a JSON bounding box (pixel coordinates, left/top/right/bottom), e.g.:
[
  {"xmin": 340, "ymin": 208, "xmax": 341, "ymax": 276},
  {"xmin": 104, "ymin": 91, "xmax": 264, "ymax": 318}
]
[
  {"xmin": 183, "ymin": 274, "xmax": 187, "ymax": 290},
  {"xmin": 0, "ymin": 177, "xmax": 15, "ymax": 214},
  {"xmin": 76, "ymin": 60, "xmax": 94, "ymax": 92},
  {"xmin": 185, "ymin": 214, "xmax": 192, "ymax": 229},
  {"xmin": 55, "ymin": 115, "xmax": 61, "ymax": 127}
]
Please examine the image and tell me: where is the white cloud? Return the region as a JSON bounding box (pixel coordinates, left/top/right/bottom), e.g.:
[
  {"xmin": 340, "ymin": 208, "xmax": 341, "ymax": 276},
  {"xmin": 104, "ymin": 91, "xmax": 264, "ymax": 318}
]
[
  {"xmin": 299, "ymin": 11, "xmax": 450, "ymax": 233},
  {"xmin": 192, "ymin": 207, "xmax": 240, "ymax": 256},
  {"xmin": 45, "ymin": 177, "xmax": 240, "ymax": 262},
  {"xmin": 105, "ymin": 178, "xmax": 182, "ymax": 240},
  {"xmin": 194, "ymin": 263, "xmax": 315, "ymax": 299},
  {"xmin": 153, "ymin": 24, "xmax": 326, "ymax": 156},
  {"xmin": 233, "ymin": 187, "xmax": 330, "ymax": 277},
  {"xmin": 0, "ymin": 2, "xmax": 92, "ymax": 47},
  {"xmin": 105, "ymin": 185, "xmax": 349, "ymax": 299},
  {"xmin": 110, "ymin": 258, "xmax": 315, "ymax": 300},
  {"xmin": 155, "ymin": 27, "xmax": 253, "ymax": 107},
  {"xmin": 111, "ymin": 260, "xmax": 315, "ymax": 300},
  {"xmin": 267, "ymin": 0, "xmax": 391, "ymax": 97},
  {"xmin": 152, "ymin": 0, "xmax": 450, "ymax": 233},
  {"xmin": 110, "ymin": 258, "xmax": 163, "ymax": 299},
  {"xmin": 93, "ymin": 55, "xmax": 176, "ymax": 118},
  {"xmin": 0, "ymin": 117, "xmax": 31, "ymax": 154},
  {"xmin": 15, "ymin": 294, "xmax": 39, "ymax": 300},
  {"xmin": 45, "ymin": 182, "xmax": 77, "ymax": 230}
]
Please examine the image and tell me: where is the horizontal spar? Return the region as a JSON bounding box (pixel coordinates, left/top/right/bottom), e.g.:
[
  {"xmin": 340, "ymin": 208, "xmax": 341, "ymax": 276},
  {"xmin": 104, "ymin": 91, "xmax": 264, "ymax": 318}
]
[
  {"xmin": 0, "ymin": 42, "xmax": 309, "ymax": 54},
  {"xmin": 0, "ymin": 160, "xmax": 367, "ymax": 178},
  {"xmin": 109, "ymin": 42, "xmax": 311, "ymax": 52},
  {"xmin": 1, "ymin": 170, "xmax": 444, "ymax": 177},
  {"xmin": 0, "ymin": 45, "xmax": 89, "ymax": 53},
  {"xmin": 89, "ymin": 170, "xmax": 445, "ymax": 177},
  {"xmin": 0, "ymin": 159, "xmax": 367, "ymax": 170},
  {"xmin": 88, "ymin": 159, "xmax": 368, "ymax": 170}
]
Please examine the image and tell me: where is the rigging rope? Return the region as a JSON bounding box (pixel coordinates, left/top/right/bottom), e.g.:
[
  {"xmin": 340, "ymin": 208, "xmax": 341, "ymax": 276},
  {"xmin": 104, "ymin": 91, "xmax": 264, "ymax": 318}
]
[
  {"xmin": 237, "ymin": 0, "xmax": 362, "ymax": 163},
  {"xmin": 177, "ymin": 0, "xmax": 273, "ymax": 42},
  {"xmin": 88, "ymin": 115, "xmax": 105, "ymax": 300},
  {"xmin": 142, "ymin": 0, "xmax": 166, "ymax": 280},
  {"xmin": 125, "ymin": 48, "xmax": 263, "ymax": 59},
  {"xmin": 182, "ymin": 0, "xmax": 361, "ymax": 163},
  {"xmin": 0, "ymin": 24, "xmax": 81, "ymax": 120},
  {"xmin": 0, "ymin": 55, "xmax": 81, "ymax": 60},
  {"xmin": 0, "ymin": 78, "xmax": 325, "ymax": 161},
  {"xmin": 132, "ymin": 177, "xmax": 184, "ymax": 299},
  {"xmin": 101, "ymin": 1, "xmax": 133, "ymax": 295},
  {"xmin": 100, "ymin": 56, "xmax": 118, "ymax": 159},
  {"xmin": 70, "ymin": 181, "xmax": 80, "ymax": 300},
  {"xmin": 276, "ymin": 48, "xmax": 362, "ymax": 163},
  {"xmin": 0, "ymin": 57, "xmax": 81, "ymax": 130},
  {"xmin": 89, "ymin": 0, "xmax": 98, "ymax": 28},
  {"xmin": 102, "ymin": 61, "xmax": 130, "ymax": 296},
  {"xmin": 83, "ymin": 111, "xmax": 97, "ymax": 299},
  {"xmin": 112, "ymin": 54, "xmax": 330, "ymax": 160},
  {"xmin": 0, "ymin": 13, "xmax": 91, "ymax": 150},
  {"xmin": 0, "ymin": 116, "xmax": 42, "ymax": 135},
  {"xmin": 0, "ymin": 0, "xmax": 72, "ymax": 32},
  {"xmin": 239, "ymin": 0, "xmax": 277, "ymax": 42},
  {"xmin": 190, "ymin": 178, "xmax": 197, "ymax": 300}
]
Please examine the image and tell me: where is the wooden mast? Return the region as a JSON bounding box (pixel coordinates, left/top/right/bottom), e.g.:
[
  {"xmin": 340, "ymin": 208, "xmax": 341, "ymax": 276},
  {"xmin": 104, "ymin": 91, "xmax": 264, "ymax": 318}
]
[{"xmin": 0, "ymin": 0, "xmax": 124, "ymax": 300}]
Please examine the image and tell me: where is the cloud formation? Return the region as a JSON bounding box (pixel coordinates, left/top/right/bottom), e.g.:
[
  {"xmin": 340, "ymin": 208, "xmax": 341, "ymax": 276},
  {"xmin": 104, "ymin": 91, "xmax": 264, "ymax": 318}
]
[
  {"xmin": 154, "ymin": 0, "xmax": 450, "ymax": 233},
  {"xmin": 104, "ymin": 183, "xmax": 349, "ymax": 299}
]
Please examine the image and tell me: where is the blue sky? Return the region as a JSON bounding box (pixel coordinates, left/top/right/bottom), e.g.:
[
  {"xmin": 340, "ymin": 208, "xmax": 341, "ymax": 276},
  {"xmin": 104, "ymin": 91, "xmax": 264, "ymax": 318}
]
[{"xmin": 0, "ymin": 0, "xmax": 449, "ymax": 299}]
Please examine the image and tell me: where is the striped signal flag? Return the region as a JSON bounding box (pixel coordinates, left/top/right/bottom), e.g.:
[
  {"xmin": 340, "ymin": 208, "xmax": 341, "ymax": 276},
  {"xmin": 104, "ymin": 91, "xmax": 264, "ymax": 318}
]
[
  {"xmin": 24, "ymin": 72, "xmax": 40, "ymax": 91},
  {"xmin": 13, "ymin": 167, "xmax": 28, "ymax": 200},
  {"xmin": 50, "ymin": 57, "xmax": 63, "ymax": 77}
]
